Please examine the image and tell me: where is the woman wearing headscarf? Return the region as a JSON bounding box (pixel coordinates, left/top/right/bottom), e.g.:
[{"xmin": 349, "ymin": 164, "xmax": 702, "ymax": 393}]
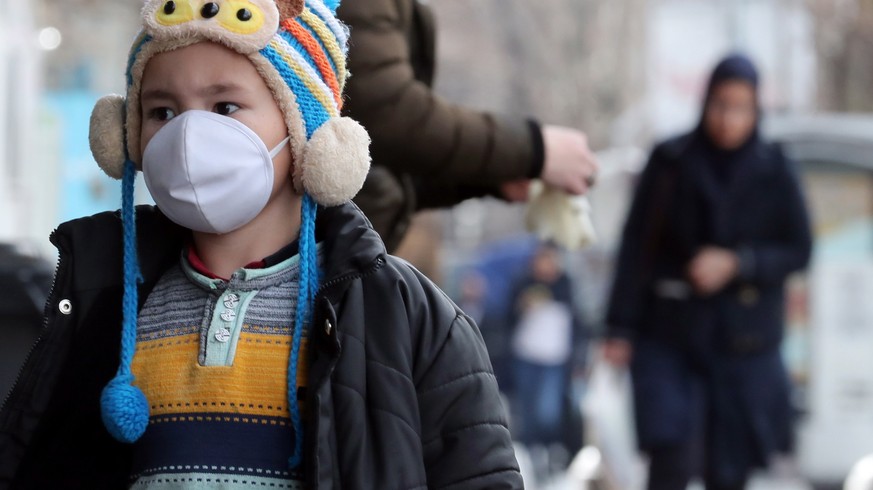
[{"xmin": 603, "ymin": 54, "xmax": 813, "ymax": 490}]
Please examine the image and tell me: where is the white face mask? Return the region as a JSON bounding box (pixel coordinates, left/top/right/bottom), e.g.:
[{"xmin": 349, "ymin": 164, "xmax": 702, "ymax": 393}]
[{"xmin": 142, "ymin": 110, "xmax": 290, "ymax": 234}]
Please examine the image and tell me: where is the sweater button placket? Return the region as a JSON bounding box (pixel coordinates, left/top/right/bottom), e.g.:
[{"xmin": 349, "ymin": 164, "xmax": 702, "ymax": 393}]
[
  {"xmin": 214, "ymin": 327, "xmax": 231, "ymax": 343},
  {"xmin": 223, "ymin": 293, "xmax": 240, "ymax": 309},
  {"xmin": 215, "ymin": 293, "xmax": 240, "ymax": 343}
]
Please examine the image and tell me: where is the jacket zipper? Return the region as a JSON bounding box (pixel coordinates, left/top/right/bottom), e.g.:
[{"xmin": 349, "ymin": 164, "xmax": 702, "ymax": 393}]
[
  {"xmin": 0, "ymin": 229, "xmax": 62, "ymax": 414},
  {"xmin": 307, "ymin": 255, "xmax": 386, "ymax": 489}
]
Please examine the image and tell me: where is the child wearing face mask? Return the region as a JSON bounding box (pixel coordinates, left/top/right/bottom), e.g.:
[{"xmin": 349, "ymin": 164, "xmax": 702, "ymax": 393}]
[{"xmin": 0, "ymin": 1, "xmax": 522, "ymax": 488}]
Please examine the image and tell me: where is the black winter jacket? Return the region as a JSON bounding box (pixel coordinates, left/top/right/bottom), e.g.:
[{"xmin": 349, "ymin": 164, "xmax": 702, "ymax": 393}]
[{"xmin": 0, "ymin": 203, "xmax": 522, "ymax": 489}]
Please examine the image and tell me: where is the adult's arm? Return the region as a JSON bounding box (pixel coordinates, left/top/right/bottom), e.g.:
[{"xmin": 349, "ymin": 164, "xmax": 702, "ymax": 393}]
[{"xmin": 337, "ymin": 0, "xmax": 544, "ymax": 187}]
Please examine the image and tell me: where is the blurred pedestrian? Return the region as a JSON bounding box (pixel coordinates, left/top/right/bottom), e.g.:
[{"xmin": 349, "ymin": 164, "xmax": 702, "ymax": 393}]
[
  {"xmin": 508, "ymin": 243, "xmax": 586, "ymax": 477},
  {"xmin": 337, "ymin": 0, "xmax": 599, "ymax": 251},
  {"xmin": 457, "ymin": 270, "xmax": 513, "ymax": 391},
  {"xmin": 603, "ymin": 54, "xmax": 813, "ymax": 490}
]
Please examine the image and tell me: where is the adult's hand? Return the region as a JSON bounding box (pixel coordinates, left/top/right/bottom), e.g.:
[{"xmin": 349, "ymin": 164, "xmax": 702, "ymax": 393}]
[
  {"xmin": 602, "ymin": 338, "xmax": 633, "ymax": 367},
  {"xmin": 541, "ymin": 125, "xmax": 600, "ymax": 195},
  {"xmin": 687, "ymin": 246, "xmax": 740, "ymax": 296}
]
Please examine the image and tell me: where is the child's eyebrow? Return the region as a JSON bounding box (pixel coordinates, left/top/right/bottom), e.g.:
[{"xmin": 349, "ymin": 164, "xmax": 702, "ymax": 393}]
[
  {"xmin": 141, "ymin": 88, "xmax": 176, "ymax": 102},
  {"xmin": 199, "ymin": 83, "xmax": 247, "ymax": 97},
  {"xmin": 140, "ymin": 84, "xmax": 247, "ymax": 103}
]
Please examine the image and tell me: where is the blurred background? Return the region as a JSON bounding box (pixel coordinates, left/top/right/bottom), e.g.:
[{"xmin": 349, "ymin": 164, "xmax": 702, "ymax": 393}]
[{"xmin": 3, "ymin": 0, "xmax": 873, "ymax": 488}]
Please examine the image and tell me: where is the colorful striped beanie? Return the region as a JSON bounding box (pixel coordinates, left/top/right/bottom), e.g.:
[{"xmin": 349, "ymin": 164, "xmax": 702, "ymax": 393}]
[{"xmin": 87, "ymin": 0, "xmax": 370, "ymax": 468}]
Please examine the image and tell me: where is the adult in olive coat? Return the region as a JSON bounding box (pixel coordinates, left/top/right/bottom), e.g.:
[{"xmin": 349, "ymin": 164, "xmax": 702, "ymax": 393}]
[
  {"xmin": 603, "ymin": 55, "xmax": 813, "ymax": 490},
  {"xmin": 338, "ymin": 0, "xmax": 598, "ymax": 250}
]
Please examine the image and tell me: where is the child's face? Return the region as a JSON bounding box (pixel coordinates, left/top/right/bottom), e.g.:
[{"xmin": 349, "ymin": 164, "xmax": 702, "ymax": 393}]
[{"xmin": 139, "ymin": 42, "xmax": 292, "ymax": 194}]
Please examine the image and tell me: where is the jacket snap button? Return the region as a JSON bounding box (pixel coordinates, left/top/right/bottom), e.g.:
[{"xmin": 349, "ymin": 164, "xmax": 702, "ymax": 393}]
[
  {"xmin": 58, "ymin": 299, "xmax": 72, "ymax": 315},
  {"xmin": 324, "ymin": 319, "xmax": 333, "ymax": 336}
]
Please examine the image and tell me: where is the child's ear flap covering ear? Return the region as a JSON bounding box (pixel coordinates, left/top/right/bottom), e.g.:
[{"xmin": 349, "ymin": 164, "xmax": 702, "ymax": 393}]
[
  {"xmin": 90, "ymin": 94, "xmax": 128, "ymax": 180},
  {"xmin": 298, "ymin": 117, "xmax": 371, "ymax": 207},
  {"xmin": 276, "ymin": 0, "xmax": 305, "ymax": 18}
]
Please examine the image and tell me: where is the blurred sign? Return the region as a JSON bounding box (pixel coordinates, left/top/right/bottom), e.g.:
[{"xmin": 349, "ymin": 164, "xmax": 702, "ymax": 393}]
[
  {"xmin": 648, "ymin": 0, "xmax": 815, "ymax": 139},
  {"xmin": 43, "ymin": 91, "xmax": 122, "ymax": 222},
  {"xmin": 799, "ymin": 261, "xmax": 873, "ymax": 481}
]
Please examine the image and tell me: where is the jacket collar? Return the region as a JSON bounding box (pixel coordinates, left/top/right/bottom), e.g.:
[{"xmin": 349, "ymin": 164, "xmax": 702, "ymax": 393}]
[
  {"xmin": 53, "ymin": 206, "xmax": 186, "ymax": 294},
  {"xmin": 54, "ymin": 201, "xmax": 386, "ymax": 295},
  {"xmin": 315, "ymin": 201, "xmax": 387, "ymax": 292}
]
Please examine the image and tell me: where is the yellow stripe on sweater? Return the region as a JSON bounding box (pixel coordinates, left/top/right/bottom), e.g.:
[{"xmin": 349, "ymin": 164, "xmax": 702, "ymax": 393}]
[{"xmin": 131, "ymin": 332, "xmax": 308, "ymax": 418}]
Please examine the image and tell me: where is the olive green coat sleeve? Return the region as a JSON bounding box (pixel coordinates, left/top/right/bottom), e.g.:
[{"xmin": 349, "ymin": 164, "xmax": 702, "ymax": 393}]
[{"xmin": 337, "ymin": 0, "xmax": 543, "ymax": 187}]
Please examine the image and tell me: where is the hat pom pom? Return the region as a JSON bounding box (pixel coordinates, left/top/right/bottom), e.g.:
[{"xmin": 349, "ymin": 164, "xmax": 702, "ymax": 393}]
[
  {"xmin": 297, "ymin": 117, "xmax": 371, "ymax": 207},
  {"xmin": 89, "ymin": 95, "xmax": 128, "ymax": 180},
  {"xmin": 101, "ymin": 375, "xmax": 149, "ymax": 443}
]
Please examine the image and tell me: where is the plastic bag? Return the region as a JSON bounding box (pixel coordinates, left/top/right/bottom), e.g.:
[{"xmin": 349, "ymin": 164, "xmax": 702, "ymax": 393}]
[
  {"xmin": 581, "ymin": 358, "xmax": 644, "ymax": 490},
  {"xmin": 525, "ymin": 181, "xmax": 596, "ymax": 251}
]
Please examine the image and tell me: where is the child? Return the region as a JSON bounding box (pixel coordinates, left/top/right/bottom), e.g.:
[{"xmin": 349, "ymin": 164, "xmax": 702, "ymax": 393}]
[{"xmin": 0, "ymin": 1, "xmax": 521, "ymax": 488}]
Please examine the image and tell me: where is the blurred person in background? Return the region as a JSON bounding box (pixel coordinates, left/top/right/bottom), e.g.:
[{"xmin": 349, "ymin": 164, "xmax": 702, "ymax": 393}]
[
  {"xmin": 603, "ymin": 54, "xmax": 813, "ymax": 490},
  {"xmin": 508, "ymin": 243, "xmax": 587, "ymax": 480},
  {"xmin": 0, "ymin": 244, "xmax": 53, "ymax": 400},
  {"xmin": 337, "ymin": 0, "xmax": 599, "ymax": 251},
  {"xmin": 456, "ymin": 270, "xmax": 513, "ymax": 391}
]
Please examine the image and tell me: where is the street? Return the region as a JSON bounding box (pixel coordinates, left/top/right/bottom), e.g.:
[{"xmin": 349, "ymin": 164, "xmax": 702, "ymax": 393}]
[{"xmin": 514, "ymin": 444, "xmax": 816, "ymax": 490}]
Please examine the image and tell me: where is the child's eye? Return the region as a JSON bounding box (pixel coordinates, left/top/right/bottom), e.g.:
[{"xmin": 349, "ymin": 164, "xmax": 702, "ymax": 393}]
[
  {"xmin": 150, "ymin": 107, "xmax": 177, "ymax": 122},
  {"xmin": 214, "ymin": 102, "xmax": 240, "ymax": 116}
]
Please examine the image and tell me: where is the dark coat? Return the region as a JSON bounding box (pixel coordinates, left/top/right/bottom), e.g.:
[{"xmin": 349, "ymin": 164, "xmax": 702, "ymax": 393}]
[
  {"xmin": 605, "ymin": 131, "xmax": 813, "ymax": 482},
  {"xmin": 338, "ymin": 0, "xmax": 544, "ymax": 251},
  {"xmin": 607, "ymin": 133, "xmax": 812, "ymax": 351},
  {"xmin": 0, "ymin": 204, "xmax": 522, "ymax": 489}
]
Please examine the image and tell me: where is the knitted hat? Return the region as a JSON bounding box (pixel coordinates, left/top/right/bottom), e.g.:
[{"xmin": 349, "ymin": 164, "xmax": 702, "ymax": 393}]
[{"xmin": 88, "ymin": 0, "xmax": 369, "ymax": 468}]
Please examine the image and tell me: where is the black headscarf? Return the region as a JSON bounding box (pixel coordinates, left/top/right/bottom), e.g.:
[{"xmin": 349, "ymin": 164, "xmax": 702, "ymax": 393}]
[
  {"xmin": 702, "ymin": 54, "xmax": 760, "ymax": 105},
  {"xmin": 694, "ymin": 53, "xmax": 762, "ymax": 185}
]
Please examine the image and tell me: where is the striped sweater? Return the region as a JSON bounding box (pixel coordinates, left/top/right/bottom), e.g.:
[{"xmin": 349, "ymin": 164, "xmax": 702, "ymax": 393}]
[{"xmin": 129, "ymin": 249, "xmax": 320, "ymax": 489}]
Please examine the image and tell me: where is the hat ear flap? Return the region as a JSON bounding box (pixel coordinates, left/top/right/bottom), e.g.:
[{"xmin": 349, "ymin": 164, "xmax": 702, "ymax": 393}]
[
  {"xmin": 296, "ymin": 117, "xmax": 370, "ymax": 207},
  {"xmin": 89, "ymin": 95, "xmax": 128, "ymax": 180}
]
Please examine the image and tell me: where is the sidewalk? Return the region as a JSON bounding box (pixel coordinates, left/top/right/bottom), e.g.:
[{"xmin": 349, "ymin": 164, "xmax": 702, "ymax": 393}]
[
  {"xmin": 537, "ymin": 472, "xmax": 812, "ymax": 490},
  {"xmin": 515, "ymin": 445, "xmax": 813, "ymax": 490}
]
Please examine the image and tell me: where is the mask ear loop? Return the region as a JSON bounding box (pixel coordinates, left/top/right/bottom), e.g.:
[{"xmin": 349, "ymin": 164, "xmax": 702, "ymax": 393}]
[
  {"xmin": 101, "ymin": 158, "xmax": 150, "ymax": 443},
  {"xmin": 270, "ymin": 136, "xmax": 292, "ymax": 159}
]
